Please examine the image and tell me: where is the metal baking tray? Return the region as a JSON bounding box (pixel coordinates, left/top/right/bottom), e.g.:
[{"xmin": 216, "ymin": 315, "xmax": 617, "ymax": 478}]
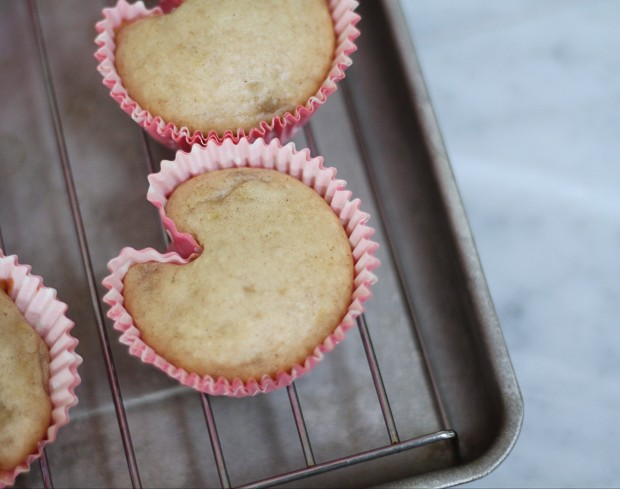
[{"xmin": 1, "ymin": 0, "xmax": 523, "ymax": 487}]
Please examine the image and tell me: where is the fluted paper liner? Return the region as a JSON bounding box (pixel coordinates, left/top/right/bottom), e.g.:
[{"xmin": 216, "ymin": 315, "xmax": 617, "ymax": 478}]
[
  {"xmin": 0, "ymin": 251, "xmax": 82, "ymax": 488},
  {"xmin": 94, "ymin": 0, "xmax": 361, "ymax": 149},
  {"xmin": 102, "ymin": 138, "xmax": 379, "ymax": 397}
]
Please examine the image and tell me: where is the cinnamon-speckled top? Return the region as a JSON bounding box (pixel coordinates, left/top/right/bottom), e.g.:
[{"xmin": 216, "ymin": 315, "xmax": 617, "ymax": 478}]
[
  {"xmin": 123, "ymin": 168, "xmax": 354, "ymax": 381},
  {"xmin": 0, "ymin": 289, "xmax": 51, "ymax": 472},
  {"xmin": 115, "ymin": 0, "xmax": 335, "ymax": 135}
]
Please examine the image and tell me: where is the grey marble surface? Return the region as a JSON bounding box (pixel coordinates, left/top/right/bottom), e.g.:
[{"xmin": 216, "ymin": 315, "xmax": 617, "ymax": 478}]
[{"xmin": 401, "ymin": 1, "xmax": 620, "ymax": 487}]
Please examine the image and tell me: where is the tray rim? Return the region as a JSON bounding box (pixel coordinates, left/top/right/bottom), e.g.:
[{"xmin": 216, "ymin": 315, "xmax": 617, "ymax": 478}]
[{"xmin": 378, "ymin": 1, "xmax": 524, "ymax": 486}]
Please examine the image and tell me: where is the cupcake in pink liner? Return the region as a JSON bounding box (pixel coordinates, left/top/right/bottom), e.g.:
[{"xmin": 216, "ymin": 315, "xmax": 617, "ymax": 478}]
[
  {"xmin": 102, "ymin": 137, "xmax": 379, "ymax": 397},
  {"xmin": 94, "ymin": 0, "xmax": 360, "ymax": 149},
  {"xmin": 0, "ymin": 251, "xmax": 82, "ymax": 489}
]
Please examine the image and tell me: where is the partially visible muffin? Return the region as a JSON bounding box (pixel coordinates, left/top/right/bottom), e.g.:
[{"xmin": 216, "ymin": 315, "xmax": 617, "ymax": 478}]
[
  {"xmin": 123, "ymin": 168, "xmax": 354, "ymax": 381},
  {"xmin": 115, "ymin": 0, "xmax": 335, "ymax": 135},
  {"xmin": 0, "ymin": 288, "xmax": 52, "ymax": 472}
]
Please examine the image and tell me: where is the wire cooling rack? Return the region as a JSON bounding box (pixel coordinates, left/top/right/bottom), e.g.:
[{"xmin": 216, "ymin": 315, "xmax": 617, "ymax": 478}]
[{"xmin": 2, "ymin": 0, "xmax": 523, "ymax": 487}]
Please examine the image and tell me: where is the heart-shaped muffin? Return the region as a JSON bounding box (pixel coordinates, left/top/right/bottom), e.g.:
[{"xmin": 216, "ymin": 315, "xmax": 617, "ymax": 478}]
[
  {"xmin": 95, "ymin": 0, "xmax": 361, "ymax": 147},
  {"xmin": 103, "ymin": 138, "xmax": 379, "ymax": 396}
]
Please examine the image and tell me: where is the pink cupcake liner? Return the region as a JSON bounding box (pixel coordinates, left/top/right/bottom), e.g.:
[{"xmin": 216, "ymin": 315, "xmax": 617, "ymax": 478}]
[
  {"xmin": 102, "ymin": 137, "xmax": 380, "ymax": 397},
  {"xmin": 94, "ymin": 0, "xmax": 361, "ymax": 149},
  {"xmin": 0, "ymin": 251, "xmax": 82, "ymax": 489}
]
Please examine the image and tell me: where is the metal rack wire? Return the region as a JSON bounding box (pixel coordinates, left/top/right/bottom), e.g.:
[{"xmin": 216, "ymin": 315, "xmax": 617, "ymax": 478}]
[{"xmin": 6, "ymin": 1, "xmax": 462, "ymax": 487}]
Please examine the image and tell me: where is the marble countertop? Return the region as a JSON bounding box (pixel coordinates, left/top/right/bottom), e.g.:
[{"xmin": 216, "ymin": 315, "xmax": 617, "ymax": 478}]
[{"xmin": 401, "ymin": 1, "xmax": 620, "ymax": 487}]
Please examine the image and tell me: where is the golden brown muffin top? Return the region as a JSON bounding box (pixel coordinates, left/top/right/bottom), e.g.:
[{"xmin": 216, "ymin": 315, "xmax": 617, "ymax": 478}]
[
  {"xmin": 115, "ymin": 0, "xmax": 335, "ymax": 135},
  {"xmin": 123, "ymin": 168, "xmax": 353, "ymax": 381},
  {"xmin": 0, "ymin": 288, "xmax": 51, "ymax": 472}
]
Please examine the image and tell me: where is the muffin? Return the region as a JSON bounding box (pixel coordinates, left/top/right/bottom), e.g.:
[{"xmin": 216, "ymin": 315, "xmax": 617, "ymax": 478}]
[
  {"xmin": 116, "ymin": 0, "xmax": 334, "ymax": 135},
  {"xmin": 103, "ymin": 138, "xmax": 380, "ymax": 397},
  {"xmin": 123, "ymin": 168, "xmax": 354, "ymax": 381},
  {"xmin": 0, "ymin": 288, "xmax": 52, "ymax": 473},
  {"xmin": 95, "ymin": 0, "xmax": 361, "ymax": 147},
  {"xmin": 0, "ymin": 251, "xmax": 82, "ymax": 488}
]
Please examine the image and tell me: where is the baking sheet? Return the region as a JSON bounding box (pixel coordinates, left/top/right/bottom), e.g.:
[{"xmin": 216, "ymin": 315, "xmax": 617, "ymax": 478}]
[{"xmin": 0, "ymin": 0, "xmax": 522, "ymax": 487}]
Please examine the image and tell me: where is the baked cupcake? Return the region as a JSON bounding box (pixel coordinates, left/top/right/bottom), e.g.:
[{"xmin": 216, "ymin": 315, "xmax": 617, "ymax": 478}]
[
  {"xmin": 0, "ymin": 251, "xmax": 81, "ymax": 488},
  {"xmin": 0, "ymin": 289, "xmax": 51, "ymax": 477},
  {"xmin": 103, "ymin": 138, "xmax": 379, "ymax": 397},
  {"xmin": 95, "ymin": 0, "xmax": 360, "ymax": 148}
]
